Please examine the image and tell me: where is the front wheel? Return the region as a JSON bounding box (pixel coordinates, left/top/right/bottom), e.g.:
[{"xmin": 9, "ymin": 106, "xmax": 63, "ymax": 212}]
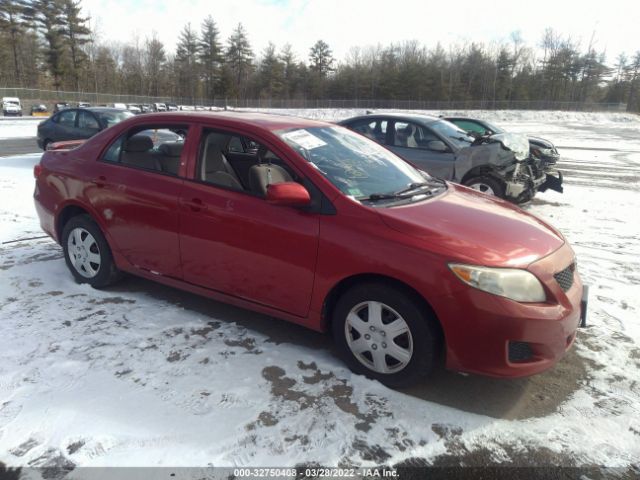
[
  {"xmin": 463, "ymin": 175, "xmax": 505, "ymax": 198},
  {"xmin": 62, "ymin": 215, "xmax": 122, "ymax": 288},
  {"xmin": 332, "ymin": 283, "xmax": 440, "ymax": 387}
]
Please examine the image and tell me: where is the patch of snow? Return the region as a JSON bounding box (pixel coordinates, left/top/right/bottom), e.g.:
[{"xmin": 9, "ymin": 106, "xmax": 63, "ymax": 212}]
[{"xmin": 0, "ymin": 118, "xmax": 42, "ymax": 139}]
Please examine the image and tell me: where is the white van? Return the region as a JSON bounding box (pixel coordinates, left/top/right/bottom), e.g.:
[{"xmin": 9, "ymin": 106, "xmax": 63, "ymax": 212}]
[{"xmin": 2, "ymin": 97, "xmax": 22, "ymax": 116}]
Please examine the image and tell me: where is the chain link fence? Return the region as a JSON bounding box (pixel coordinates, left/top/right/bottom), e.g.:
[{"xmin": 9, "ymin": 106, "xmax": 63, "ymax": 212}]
[{"xmin": 0, "ymin": 87, "xmax": 629, "ymax": 113}]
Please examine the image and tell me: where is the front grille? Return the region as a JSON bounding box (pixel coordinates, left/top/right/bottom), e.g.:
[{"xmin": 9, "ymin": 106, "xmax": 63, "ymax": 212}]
[
  {"xmin": 509, "ymin": 341, "xmax": 533, "ymax": 363},
  {"xmin": 554, "ymin": 263, "xmax": 575, "ymax": 292}
]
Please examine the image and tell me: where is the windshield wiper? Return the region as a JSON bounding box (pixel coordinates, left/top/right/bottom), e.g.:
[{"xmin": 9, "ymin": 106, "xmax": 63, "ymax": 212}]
[
  {"xmin": 359, "ymin": 182, "xmax": 433, "ymax": 202},
  {"xmin": 394, "ymin": 182, "xmax": 432, "ymax": 195}
]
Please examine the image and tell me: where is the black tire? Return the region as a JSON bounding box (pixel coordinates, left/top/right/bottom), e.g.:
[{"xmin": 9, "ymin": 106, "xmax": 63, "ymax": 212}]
[
  {"xmin": 332, "ymin": 282, "xmax": 440, "ymax": 388},
  {"xmin": 462, "ymin": 175, "xmax": 505, "ymax": 199},
  {"xmin": 61, "ymin": 214, "xmax": 122, "ymax": 288}
]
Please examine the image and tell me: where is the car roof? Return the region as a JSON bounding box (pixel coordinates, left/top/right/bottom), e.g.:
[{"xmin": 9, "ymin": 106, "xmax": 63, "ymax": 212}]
[
  {"xmin": 85, "ymin": 107, "xmax": 129, "ymax": 113},
  {"xmin": 443, "ymin": 116, "xmax": 482, "ymax": 122},
  {"xmin": 124, "ymin": 111, "xmax": 331, "ymax": 131},
  {"xmin": 342, "ymin": 112, "xmax": 441, "ymax": 125}
]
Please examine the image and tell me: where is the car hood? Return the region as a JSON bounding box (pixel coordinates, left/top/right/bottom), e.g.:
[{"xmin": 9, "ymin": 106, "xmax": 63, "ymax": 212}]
[
  {"xmin": 527, "ymin": 136, "xmax": 555, "ymax": 149},
  {"xmin": 376, "ymin": 183, "xmax": 564, "ymax": 267}
]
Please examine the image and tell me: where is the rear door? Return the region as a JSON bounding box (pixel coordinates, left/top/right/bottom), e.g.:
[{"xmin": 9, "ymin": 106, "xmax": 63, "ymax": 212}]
[
  {"xmin": 53, "ymin": 109, "xmax": 79, "ymax": 141},
  {"xmin": 77, "ymin": 110, "xmax": 102, "ymax": 139},
  {"xmin": 88, "ymin": 123, "xmax": 192, "ymax": 278},
  {"xmin": 387, "ymin": 120, "xmax": 456, "ymax": 180},
  {"xmin": 179, "ymin": 126, "xmax": 320, "ymax": 317}
]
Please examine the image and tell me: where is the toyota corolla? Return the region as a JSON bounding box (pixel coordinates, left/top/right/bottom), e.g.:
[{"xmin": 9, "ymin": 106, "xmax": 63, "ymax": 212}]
[{"xmin": 33, "ymin": 112, "xmax": 587, "ymax": 387}]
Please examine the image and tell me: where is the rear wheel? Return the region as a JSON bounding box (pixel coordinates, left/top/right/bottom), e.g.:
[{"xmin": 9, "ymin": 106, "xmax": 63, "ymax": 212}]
[
  {"xmin": 332, "ymin": 283, "xmax": 440, "ymax": 387},
  {"xmin": 62, "ymin": 215, "xmax": 122, "ymax": 288},
  {"xmin": 463, "ymin": 175, "xmax": 505, "ymax": 198}
]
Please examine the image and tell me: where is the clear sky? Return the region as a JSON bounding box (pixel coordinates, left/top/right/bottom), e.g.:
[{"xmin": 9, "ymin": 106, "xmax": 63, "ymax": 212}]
[{"xmin": 83, "ymin": 0, "xmax": 640, "ymax": 63}]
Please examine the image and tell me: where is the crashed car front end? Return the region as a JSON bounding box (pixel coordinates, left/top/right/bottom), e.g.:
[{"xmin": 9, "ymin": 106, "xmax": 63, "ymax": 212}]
[
  {"xmin": 456, "ymin": 133, "xmax": 562, "ymax": 203},
  {"xmin": 529, "ymin": 136, "xmax": 561, "ymax": 169}
]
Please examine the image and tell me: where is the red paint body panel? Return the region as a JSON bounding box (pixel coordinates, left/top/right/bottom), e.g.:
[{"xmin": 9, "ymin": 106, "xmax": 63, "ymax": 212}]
[{"xmin": 33, "ymin": 111, "xmax": 584, "ymax": 378}]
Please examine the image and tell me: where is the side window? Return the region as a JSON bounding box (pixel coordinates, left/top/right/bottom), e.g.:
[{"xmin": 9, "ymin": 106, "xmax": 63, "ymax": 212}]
[
  {"xmin": 349, "ymin": 120, "xmax": 387, "ymax": 144},
  {"xmin": 78, "ymin": 111, "xmax": 100, "ymax": 130},
  {"xmin": 58, "ymin": 110, "xmax": 76, "ymax": 127},
  {"xmin": 452, "ymin": 120, "xmax": 485, "ymax": 134},
  {"xmin": 198, "ymin": 129, "xmax": 295, "ymax": 196},
  {"xmin": 392, "ymin": 122, "xmax": 441, "ymax": 149},
  {"xmin": 103, "ymin": 136, "xmax": 123, "ymax": 163},
  {"xmin": 101, "ymin": 125, "xmax": 187, "ymax": 176}
]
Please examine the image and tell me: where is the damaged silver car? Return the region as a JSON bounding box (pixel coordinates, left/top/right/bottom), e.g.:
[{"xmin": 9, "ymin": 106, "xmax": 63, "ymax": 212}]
[{"xmin": 339, "ymin": 113, "xmax": 559, "ymax": 203}]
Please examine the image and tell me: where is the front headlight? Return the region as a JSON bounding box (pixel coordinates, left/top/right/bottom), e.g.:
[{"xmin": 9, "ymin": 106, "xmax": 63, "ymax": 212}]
[
  {"xmin": 539, "ymin": 147, "xmax": 555, "ymax": 156},
  {"xmin": 449, "ymin": 264, "xmax": 546, "ymax": 303}
]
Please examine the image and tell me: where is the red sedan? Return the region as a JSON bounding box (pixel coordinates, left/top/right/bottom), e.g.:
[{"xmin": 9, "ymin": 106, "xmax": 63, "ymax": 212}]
[{"xmin": 33, "ymin": 112, "xmax": 587, "ymax": 387}]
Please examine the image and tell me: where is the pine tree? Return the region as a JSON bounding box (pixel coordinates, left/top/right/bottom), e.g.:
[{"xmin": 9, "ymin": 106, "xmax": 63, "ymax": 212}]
[
  {"xmin": 279, "ymin": 43, "xmax": 299, "ymax": 99},
  {"xmin": 258, "ymin": 42, "xmax": 284, "ymax": 98},
  {"xmin": 175, "ymin": 23, "xmax": 200, "ymax": 102},
  {"xmin": 198, "ymin": 15, "xmax": 222, "ymax": 102},
  {"xmin": 225, "ymin": 23, "xmax": 253, "ymax": 99},
  {"xmin": 144, "ymin": 34, "xmax": 165, "ymax": 96},
  {"xmin": 59, "ymin": 0, "xmax": 90, "ymax": 90},
  {"xmin": 0, "ymin": 0, "xmax": 30, "ymax": 85},
  {"xmin": 30, "ymin": 0, "xmax": 67, "ymax": 90},
  {"xmin": 309, "ymin": 39, "xmax": 334, "ymax": 77}
]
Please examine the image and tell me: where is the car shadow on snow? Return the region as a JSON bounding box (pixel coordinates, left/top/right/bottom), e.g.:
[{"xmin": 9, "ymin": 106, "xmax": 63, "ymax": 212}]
[{"xmin": 106, "ymin": 274, "xmax": 590, "ymax": 421}]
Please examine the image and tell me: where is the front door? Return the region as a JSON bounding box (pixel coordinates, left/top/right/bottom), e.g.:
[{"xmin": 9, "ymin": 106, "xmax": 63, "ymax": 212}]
[
  {"xmin": 179, "ymin": 127, "xmax": 320, "ymax": 317},
  {"xmin": 387, "ymin": 121, "xmax": 456, "ymax": 180}
]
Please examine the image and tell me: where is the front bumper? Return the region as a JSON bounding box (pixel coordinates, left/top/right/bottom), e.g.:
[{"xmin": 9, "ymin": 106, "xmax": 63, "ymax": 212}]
[
  {"xmin": 539, "ymin": 170, "xmax": 564, "ymax": 193},
  {"xmin": 437, "ymin": 243, "xmax": 584, "ymax": 377}
]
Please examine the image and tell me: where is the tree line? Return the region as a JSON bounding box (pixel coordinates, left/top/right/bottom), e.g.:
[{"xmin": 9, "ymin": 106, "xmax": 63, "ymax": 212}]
[{"xmin": 1, "ymin": 0, "xmax": 639, "ymax": 111}]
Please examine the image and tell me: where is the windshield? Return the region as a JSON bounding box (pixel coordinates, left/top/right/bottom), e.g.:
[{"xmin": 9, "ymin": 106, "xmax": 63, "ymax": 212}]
[
  {"xmin": 430, "ymin": 120, "xmax": 474, "ymax": 148},
  {"xmin": 98, "ymin": 111, "xmax": 134, "ymax": 128},
  {"xmin": 483, "ymin": 120, "xmax": 505, "ymax": 134},
  {"xmin": 277, "ymin": 126, "xmax": 433, "ymax": 200}
]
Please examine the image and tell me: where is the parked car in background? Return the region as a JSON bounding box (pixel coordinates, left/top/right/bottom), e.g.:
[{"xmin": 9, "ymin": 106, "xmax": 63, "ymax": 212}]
[
  {"xmin": 2, "ymin": 97, "xmax": 22, "ymax": 116},
  {"xmin": 127, "ymin": 104, "xmax": 142, "ymax": 114},
  {"xmin": 153, "ymin": 103, "xmax": 167, "ymax": 112},
  {"xmin": 78, "ymin": 102, "xmax": 91, "ymax": 108},
  {"xmin": 443, "ymin": 116, "xmax": 561, "ymax": 170},
  {"xmin": 340, "ymin": 113, "xmax": 559, "ymax": 203},
  {"xmin": 53, "ymin": 102, "xmax": 70, "ymax": 113},
  {"xmin": 165, "ymin": 102, "xmax": 178, "ymax": 111},
  {"xmin": 30, "ymin": 104, "xmax": 49, "ymax": 117},
  {"xmin": 37, "ymin": 107, "xmax": 134, "ymax": 150},
  {"xmin": 140, "ymin": 104, "xmax": 153, "ymax": 113}
]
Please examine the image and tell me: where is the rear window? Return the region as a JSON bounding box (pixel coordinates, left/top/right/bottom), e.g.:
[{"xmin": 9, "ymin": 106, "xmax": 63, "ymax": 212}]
[{"xmin": 97, "ymin": 111, "xmax": 134, "ymax": 128}]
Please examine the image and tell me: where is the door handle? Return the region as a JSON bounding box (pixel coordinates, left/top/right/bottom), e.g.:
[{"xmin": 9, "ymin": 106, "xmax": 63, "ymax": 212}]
[{"xmin": 182, "ymin": 197, "xmax": 208, "ymax": 212}]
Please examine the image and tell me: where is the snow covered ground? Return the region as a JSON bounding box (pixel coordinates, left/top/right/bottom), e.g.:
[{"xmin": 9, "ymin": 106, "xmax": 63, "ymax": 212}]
[
  {"xmin": 0, "ymin": 111, "xmax": 639, "ymax": 475},
  {"xmin": 0, "ymin": 118, "xmax": 42, "ymax": 140}
]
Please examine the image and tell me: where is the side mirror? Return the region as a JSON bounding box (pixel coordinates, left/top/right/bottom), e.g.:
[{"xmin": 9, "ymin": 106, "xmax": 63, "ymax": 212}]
[
  {"xmin": 427, "ymin": 140, "xmax": 448, "ymax": 152},
  {"xmin": 266, "ymin": 182, "xmax": 311, "ymax": 207}
]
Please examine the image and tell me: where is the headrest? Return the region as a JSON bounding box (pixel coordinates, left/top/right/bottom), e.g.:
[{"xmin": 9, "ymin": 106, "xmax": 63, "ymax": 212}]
[
  {"xmin": 257, "ymin": 145, "xmax": 278, "ymax": 163},
  {"xmin": 158, "ymin": 142, "xmax": 183, "ymax": 157},
  {"xmin": 124, "ymin": 135, "xmax": 153, "ymax": 152}
]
